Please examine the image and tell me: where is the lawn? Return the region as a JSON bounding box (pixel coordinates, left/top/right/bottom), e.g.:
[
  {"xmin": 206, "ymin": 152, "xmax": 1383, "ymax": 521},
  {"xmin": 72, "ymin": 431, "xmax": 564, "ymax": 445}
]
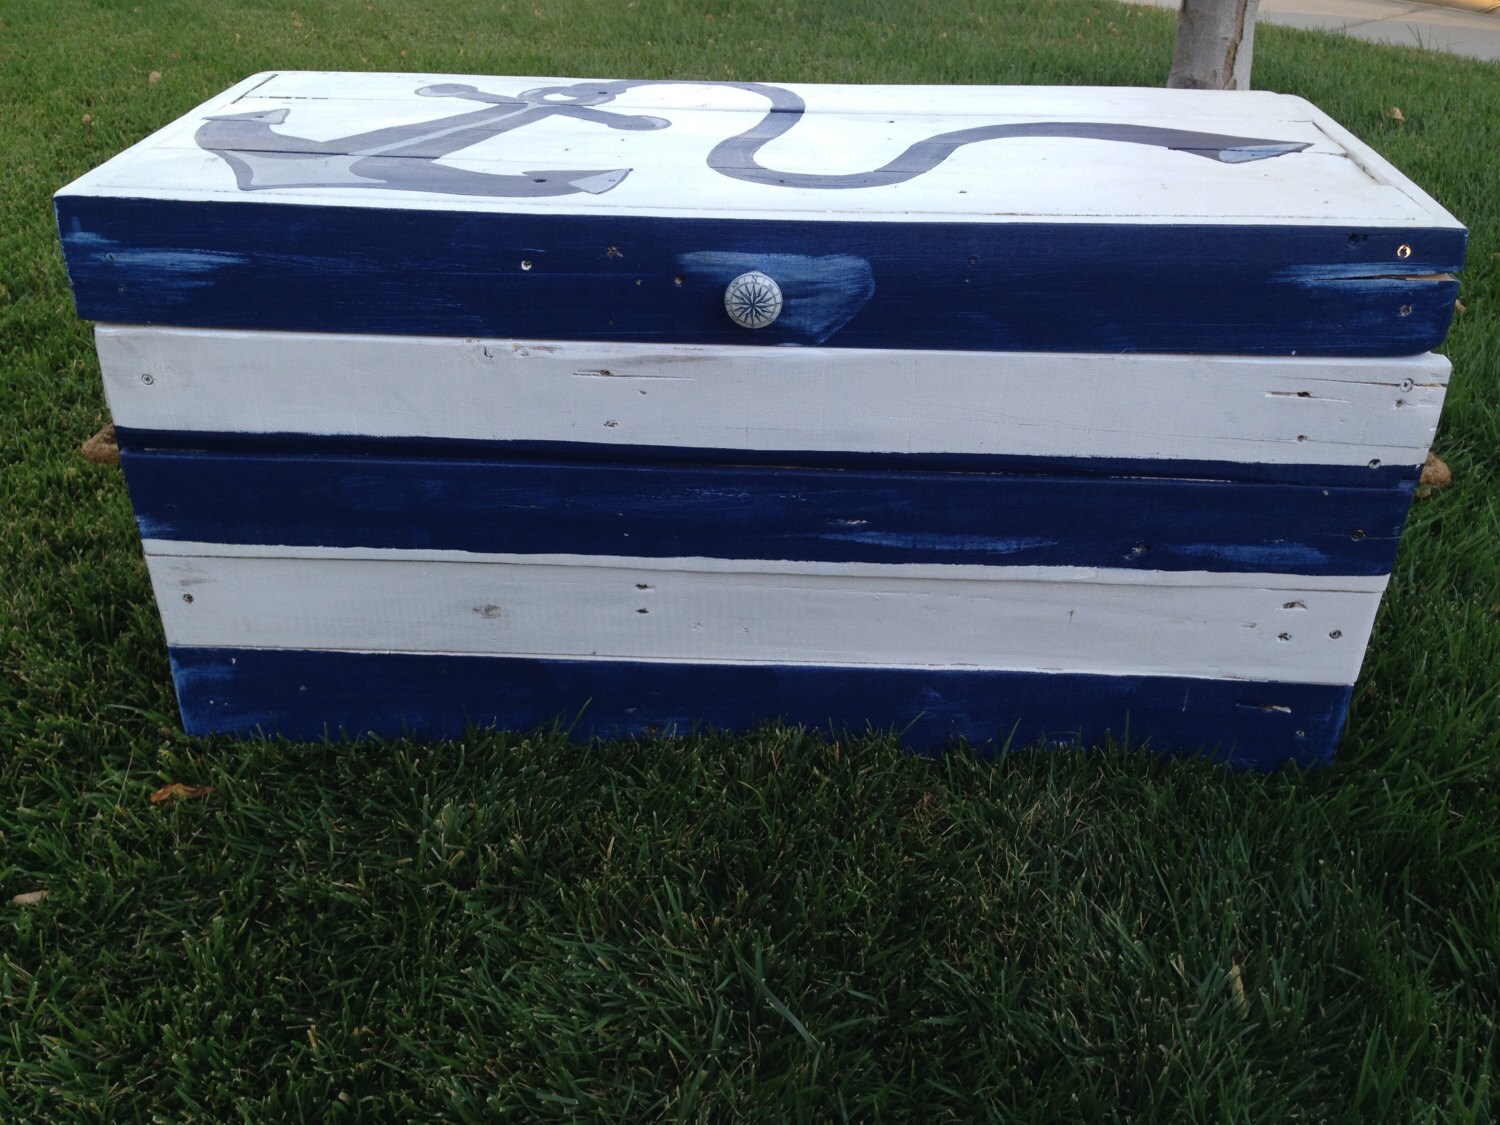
[{"xmin": 2, "ymin": 0, "xmax": 1497, "ymax": 1119}]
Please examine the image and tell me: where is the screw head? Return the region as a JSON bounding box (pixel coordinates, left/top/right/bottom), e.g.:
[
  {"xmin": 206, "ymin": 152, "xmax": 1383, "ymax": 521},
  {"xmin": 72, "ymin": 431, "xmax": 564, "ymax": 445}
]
[{"xmin": 724, "ymin": 271, "xmax": 783, "ymax": 329}]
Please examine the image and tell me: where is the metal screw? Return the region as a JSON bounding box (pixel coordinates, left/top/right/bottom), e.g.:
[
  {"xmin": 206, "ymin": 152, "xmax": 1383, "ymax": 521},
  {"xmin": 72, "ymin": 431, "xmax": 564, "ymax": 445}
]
[
  {"xmin": 140, "ymin": 373, "xmax": 155, "ymax": 385},
  {"xmin": 1396, "ymin": 244, "xmax": 1412, "ymax": 259}
]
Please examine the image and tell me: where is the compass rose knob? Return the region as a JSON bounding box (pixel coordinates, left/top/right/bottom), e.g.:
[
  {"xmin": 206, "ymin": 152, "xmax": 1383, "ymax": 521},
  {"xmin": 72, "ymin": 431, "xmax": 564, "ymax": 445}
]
[{"xmin": 723, "ymin": 271, "xmax": 783, "ymax": 329}]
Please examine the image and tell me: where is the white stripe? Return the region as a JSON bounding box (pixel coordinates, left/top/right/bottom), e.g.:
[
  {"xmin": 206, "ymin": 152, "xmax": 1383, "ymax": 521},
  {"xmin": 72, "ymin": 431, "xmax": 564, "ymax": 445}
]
[
  {"xmin": 140, "ymin": 541, "xmax": 1393, "ymax": 591},
  {"xmin": 147, "ymin": 549, "xmax": 1382, "ymax": 685},
  {"xmin": 58, "ymin": 72, "xmax": 1461, "ymax": 228},
  {"xmin": 99, "ymin": 327, "xmax": 1449, "ymax": 469}
]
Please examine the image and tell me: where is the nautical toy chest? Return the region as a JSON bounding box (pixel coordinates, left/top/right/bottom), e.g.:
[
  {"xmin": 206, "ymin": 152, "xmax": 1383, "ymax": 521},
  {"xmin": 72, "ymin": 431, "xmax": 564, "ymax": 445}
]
[{"xmin": 55, "ymin": 72, "xmax": 1466, "ymax": 769}]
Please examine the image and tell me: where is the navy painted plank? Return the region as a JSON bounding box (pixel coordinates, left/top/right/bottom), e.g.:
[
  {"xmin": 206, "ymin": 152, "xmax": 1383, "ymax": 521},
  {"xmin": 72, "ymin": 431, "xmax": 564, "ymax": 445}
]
[
  {"xmin": 168, "ymin": 647, "xmax": 1354, "ymax": 770},
  {"xmin": 57, "ymin": 196, "xmax": 1464, "ymax": 355},
  {"xmin": 115, "ymin": 427, "xmax": 1424, "ymax": 488},
  {"xmin": 121, "ymin": 446, "xmax": 1413, "ymax": 575}
]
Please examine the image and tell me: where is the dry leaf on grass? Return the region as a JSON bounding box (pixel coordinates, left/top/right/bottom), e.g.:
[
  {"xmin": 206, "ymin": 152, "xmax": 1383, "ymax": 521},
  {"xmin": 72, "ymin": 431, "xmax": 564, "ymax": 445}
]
[
  {"xmin": 13, "ymin": 890, "xmax": 51, "ymax": 906},
  {"xmin": 148, "ymin": 70, "xmax": 161, "ymax": 85},
  {"xmin": 81, "ymin": 423, "xmax": 120, "ymax": 465},
  {"xmin": 1228, "ymin": 962, "xmax": 1249, "ymax": 1018},
  {"xmin": 1420, "ymin": 452, "xmax": 1452, "ymax": 489},
  {"xmin": 1387, "ymin": 106, "xmax": 1405, "ymax": 122},
  {"xmin": 150, "ymin": 782, "xmax": 215, "ymax": 804}
]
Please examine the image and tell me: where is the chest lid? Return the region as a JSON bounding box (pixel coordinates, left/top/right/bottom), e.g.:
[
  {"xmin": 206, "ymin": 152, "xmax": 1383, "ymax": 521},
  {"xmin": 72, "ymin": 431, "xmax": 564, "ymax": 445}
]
[{"xmin": 56, "ymin": 72, "xmax": 1466, "ymax": 355}]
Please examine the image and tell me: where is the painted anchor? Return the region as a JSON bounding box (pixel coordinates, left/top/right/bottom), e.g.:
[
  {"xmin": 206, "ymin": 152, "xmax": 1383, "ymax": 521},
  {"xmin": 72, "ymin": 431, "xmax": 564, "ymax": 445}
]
[
  {"xmin": 195, "ymin": 82, "xmax": 671, "ymax": 197},
  {"xmin": 198, "ymin": 78, "xmax": 1311, "ymax": 198}
]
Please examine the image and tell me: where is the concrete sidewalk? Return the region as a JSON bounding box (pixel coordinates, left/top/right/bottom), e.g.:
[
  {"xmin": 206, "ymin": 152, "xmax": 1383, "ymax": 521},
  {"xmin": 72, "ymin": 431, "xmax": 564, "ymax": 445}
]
[{"xmin": 1122, "ymin": 0, "xmax": 1500, "ymax": 61}]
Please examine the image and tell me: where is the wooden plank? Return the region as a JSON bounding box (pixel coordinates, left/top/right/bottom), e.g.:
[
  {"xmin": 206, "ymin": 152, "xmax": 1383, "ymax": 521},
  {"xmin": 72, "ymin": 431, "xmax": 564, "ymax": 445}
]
[
  {"xmin": 95, "ymin": 327, "xmax": 1450, "ymax": 471},
  {"xmin": 57, "ymin": 73, "xmax": 1461, "ymax": 229},
  {"xmin": 118, "ymin": 445, "xmax": 1416, "ymax": 576},
  {"xmin": 143, "ymin": 548, "xmax": 1384, "ymax": 686},
  {"xmin": 166, "ymin": 645, "xmax": 1357, "ymax": 769},
  {"xmin": 57, "ymin": 198, "xmax": 1464, "ymax": 354}
]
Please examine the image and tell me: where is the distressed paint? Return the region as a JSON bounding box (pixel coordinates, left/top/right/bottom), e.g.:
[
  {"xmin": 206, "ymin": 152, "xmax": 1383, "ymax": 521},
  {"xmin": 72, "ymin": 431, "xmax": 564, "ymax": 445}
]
[
  {"xmin": 193, "ymin": 78, "xmax": 1309, "ymax": 198},
  {"xmin": 61, "ymin": 73, "xmax": 1464, "ymax": 228},
  {"xmin": 95, "ymin": 328, "xmax": 1451, "ymax": 473},
  {"xmin": 167, "ymin": 647, "xmax": 1356, "ymax": 770},
  {"xmin": 54, "ymin": 72, "xmax": 1468, "ymax": 766},
  {"xmin": 57, "ymin": 197, "xmax": 1464, "ymax": 354},
  {"xmin": 117, "ymin": 443, "xmax": 1414, "ymax": 576},
  {"xmin": 143, "ymin": 549, "xmax": 1382, "ymax": 686}
]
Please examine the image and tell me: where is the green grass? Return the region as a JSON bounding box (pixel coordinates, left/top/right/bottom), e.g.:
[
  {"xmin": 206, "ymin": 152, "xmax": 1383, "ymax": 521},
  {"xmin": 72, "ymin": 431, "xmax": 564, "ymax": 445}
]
[{"xmin": 2, "ymin": 0, "xmax": 1498, "ymax": 1118}]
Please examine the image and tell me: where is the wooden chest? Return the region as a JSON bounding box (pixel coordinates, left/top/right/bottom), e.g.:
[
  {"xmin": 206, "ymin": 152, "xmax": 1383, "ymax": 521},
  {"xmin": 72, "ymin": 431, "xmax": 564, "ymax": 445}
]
[{"xmin": 55, "ymin": 73, "xmax": 1466, "ymax": 768}]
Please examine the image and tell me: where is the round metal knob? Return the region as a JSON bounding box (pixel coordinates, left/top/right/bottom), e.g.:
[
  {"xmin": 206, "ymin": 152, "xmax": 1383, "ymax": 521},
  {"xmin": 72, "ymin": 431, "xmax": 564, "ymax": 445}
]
[{"xmin": 724, "ymin": 271, "xmax": 783, "ymax": 329}]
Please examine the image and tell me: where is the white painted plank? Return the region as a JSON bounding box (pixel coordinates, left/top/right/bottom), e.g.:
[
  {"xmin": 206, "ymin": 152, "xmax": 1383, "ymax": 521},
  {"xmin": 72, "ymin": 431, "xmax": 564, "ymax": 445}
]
[
  {"xmin": 146, "ymin": 548, "xmax": 1382, "ymax": 685},
  {"xmin": 141, "ymin": 541, "xmax": 1394, "ymax": 589},
  {"xmin": 98, "ymin": 326, "xmax": 1450, "ymax": 469},
  {"xmin": 57, "ymin": 72, "xmax": 1463, "ymax": 228}
]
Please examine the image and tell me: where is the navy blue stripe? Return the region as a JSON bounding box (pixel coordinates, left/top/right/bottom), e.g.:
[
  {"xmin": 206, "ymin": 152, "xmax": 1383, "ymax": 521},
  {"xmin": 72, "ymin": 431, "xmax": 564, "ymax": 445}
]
[
  {"xmin": 57, "ymin": 196, "xmax": 1464, "ymax": 355},
  {"xmin": 121, "ymin": 445, "xmax": 1412, "ymax": 575},
  {"xmin": 168, "ymin": 647, "xmax": 1353, "ymax": 770},
  {"xmin": 113, "ymin": 428, "xmax": 1421, "ymax": 489}
]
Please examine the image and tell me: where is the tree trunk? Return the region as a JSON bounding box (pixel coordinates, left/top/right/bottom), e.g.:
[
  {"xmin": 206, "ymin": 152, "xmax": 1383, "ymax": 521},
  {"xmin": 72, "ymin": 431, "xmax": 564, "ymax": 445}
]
[{"xmin": 1169, "ymin": 0, "xmax": 1260, "ymax": 90}]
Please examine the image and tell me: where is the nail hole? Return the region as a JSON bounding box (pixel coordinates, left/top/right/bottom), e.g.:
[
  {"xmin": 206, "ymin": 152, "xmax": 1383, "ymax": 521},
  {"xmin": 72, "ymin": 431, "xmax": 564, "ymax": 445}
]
[
  {"xmin": 520, "ymin": 259, "xmax": 533, "ymax": 271},
  {"xmin": 1399, "ymin": 305, "xmax": 1413, "ymax": 317},
  {"xmin": 182, "ymin": 593, "xmax": 194, "ymax": 604},
  {"xmin": 1396, "ymin": 244, "xmax": 1412, "ymax": 259},
  {"xmin": 1351, "ymin": 529, "xmax": 1365, "ymax": 540},
  {"xmin": 1368, "ymin": 459, "xmax": 1381, "ymax": 469},
  {"xmin": 1328, "ymin": 630, "xmax": 1343, "ymax": 639},
  {"xmin": 1295, "ymin": 729, "xmax": 1307, "ymax": 739},
  {"xmin": 673, "ymin": 275, "xmax": 684, "ymax": 286},
  {"xmin": 1277, "ymin": 632, "xmax": 1291, "ymax": 641},
  {"xmin": 1282, "ymin": 601, "xmax": 1306, "ymax": 610}
]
